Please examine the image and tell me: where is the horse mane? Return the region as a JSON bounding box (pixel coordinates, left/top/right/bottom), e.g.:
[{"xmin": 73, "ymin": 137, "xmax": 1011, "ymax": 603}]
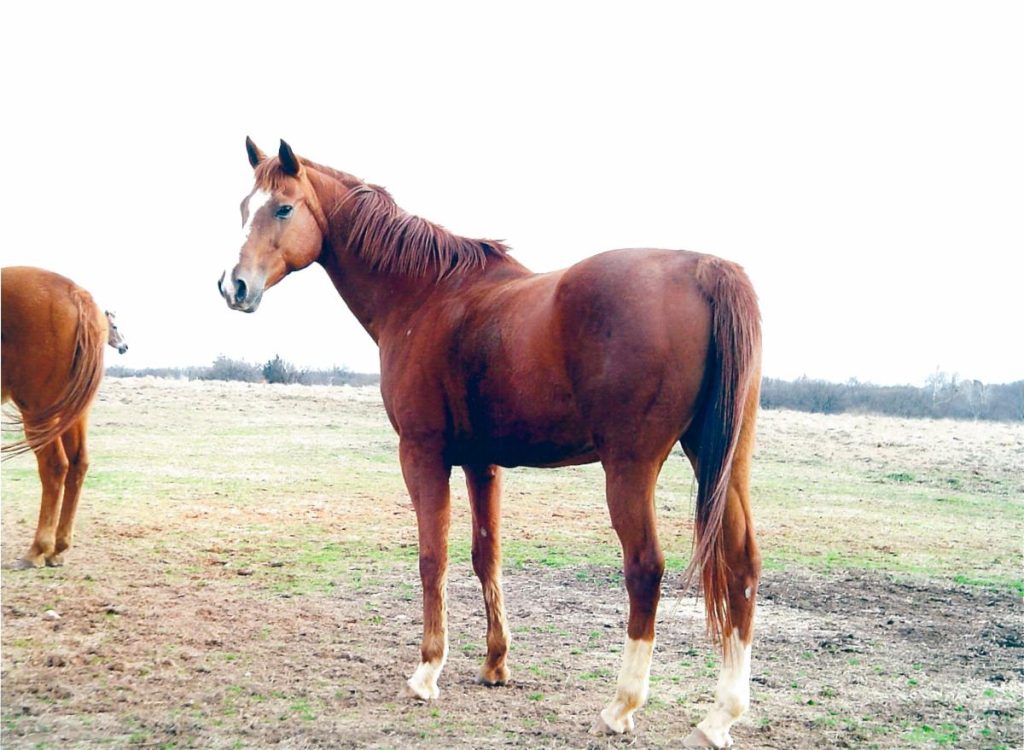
[
  {"xmin": 255, "ymin": 157, "xmax": 513, "ymax": 279},
  {"xmin": 341, "ymin": 185, "xmax": 512, "ymax": 278}
]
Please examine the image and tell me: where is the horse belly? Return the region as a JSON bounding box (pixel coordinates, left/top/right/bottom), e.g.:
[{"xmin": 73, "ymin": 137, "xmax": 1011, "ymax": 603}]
[{"xmin": 446, "ymin": 431, "xmax": 597, "ymax": 469}]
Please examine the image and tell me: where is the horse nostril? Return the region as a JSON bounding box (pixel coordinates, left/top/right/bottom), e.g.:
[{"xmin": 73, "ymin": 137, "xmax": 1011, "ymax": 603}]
[{"xmin": 234, "ymin": 278, "xmax": 248, "ymax": 304}]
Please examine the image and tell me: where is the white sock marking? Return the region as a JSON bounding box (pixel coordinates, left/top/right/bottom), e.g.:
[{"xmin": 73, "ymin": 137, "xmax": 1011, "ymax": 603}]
[
  {"xmin": 598, "ymin": 637, "xmax": 654, "ymax": 733},
  {"xmin": 696, "ymin": 631, "xmax": 752, "ymax": 748},
  {"xmin": 406, "ymin": 651, "xmax": 446, "ymax": 701}
]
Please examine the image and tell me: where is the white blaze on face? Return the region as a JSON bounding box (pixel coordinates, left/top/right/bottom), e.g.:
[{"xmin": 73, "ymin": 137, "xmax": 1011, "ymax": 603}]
[
  {"xmin": 696, "ymin": 631, "xmax": 753, "ymax": 748},
  {"xmin": 223, "ymin": 188, "xmax": 272, "ymax": 284},
  {"xmin": 598, "ymin": 637, "xmax": 655, "ymax": 734},
  {"xmin": 241, "ymin": 189, "xmax": 272, "ymax": 245}
]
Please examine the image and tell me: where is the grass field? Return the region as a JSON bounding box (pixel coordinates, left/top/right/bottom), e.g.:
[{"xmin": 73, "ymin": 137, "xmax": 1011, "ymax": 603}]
[{"xmin": 2, "ymin": 377, "xmax": 1022, "ymax": 748}]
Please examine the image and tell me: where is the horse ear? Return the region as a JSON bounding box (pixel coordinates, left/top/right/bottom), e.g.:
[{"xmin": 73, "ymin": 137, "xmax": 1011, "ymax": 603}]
[
  {"xmin": 246, "ymin": 136, "xmax": 265, "ymax": 169},
  {"xmin": 279, "ymin": 140, "xmax": 302, "ymax": 176}
]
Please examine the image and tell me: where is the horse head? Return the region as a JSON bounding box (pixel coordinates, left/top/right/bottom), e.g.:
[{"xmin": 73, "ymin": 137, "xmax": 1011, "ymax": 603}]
[
  {"xmin": 105, "ymin": 311, "xmax": 128, "ymax": 354},
  {"xmin": 218, "ymin": 138, "xmax": 326, "ymax": 313}
]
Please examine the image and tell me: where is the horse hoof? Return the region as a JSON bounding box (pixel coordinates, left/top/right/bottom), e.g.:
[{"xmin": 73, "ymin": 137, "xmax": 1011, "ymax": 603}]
[
  {"xmin": 45, "ymin": 555, "xmax": 66, "ymax": 568},
  {"xmin": 476, "ymin": 675, "xmax": 508, "ymax": 687},
  {"xmin": 684, "ymin": 727, "xmax": 731, "ymax": 748},
  {"xmin": 591, "ymin": 709, "xmax": 633, "ymax": 736},
  {"xmin": 4, "ymin": 557, "xmax": 42, "ymax": 571},
  {"xmin": 476, "ymin": 664, "xmax": 510, "ymax": 687},
  {"xmin": 399, "ymin": 680, "xmax": 436, "ymax": 702}
]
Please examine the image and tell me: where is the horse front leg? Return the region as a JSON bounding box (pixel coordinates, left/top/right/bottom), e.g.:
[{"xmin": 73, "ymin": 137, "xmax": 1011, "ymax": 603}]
[
  {"xmin": 593, "ymin": 460, "xmax": 664, "ymax": 736},
  {"xmin": 464, "ymin": 463, "xmax": 510, "ymax": 686},
  {"xmin": 398, "ymin": 439, "xmax": 452, "ymax": 701}
]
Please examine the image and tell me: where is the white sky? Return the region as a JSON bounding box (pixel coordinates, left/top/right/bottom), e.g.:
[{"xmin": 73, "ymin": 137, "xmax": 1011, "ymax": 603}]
[{"xmin": 2, "ymin": 2, "xmax": 1021, "ymax": 385}]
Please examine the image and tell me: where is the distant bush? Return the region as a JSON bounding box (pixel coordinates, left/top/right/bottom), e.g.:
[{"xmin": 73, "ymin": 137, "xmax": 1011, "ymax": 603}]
[
  {"xmin": 262, "ymin": 355, "xmax": 302, "ymax": 385},
  {"xmin": 200, "ymin": 356, "xmax": 263, "ymax": 383}
]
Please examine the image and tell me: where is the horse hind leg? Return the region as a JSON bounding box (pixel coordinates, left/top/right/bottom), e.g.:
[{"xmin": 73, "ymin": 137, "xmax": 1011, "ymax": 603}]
[
  {"xmin": 465, "ymin": 464, "xmax": 511, "ymax": 686},
  {"xmin": 684, "ymin": 399, "xmax": 761, "ymax": 748},
  {"xmin": 51, "ymin": 416, "xmax": 90, "ymax": 566},
  {"xmin": 592, "ymin": 459, "xmax": 665, "ymax": 736},
  {"xmin": 7, "ymin": 427, "xmax": 69, "ymax": 570}
]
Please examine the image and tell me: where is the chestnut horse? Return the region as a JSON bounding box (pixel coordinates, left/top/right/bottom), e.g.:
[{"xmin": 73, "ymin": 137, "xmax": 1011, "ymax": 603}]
[
  {"xmin": 1, "ymin": 266, "xmax": 123, "ymax": 568},
  {"xmin": 220, "ymin": 139, "xmax": 762, "ymax": 748}
]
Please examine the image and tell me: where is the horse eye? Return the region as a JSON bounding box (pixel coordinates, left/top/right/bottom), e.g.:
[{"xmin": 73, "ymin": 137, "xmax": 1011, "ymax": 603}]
[{"xmin": 275, "ymin": 205, "xmax": 294, "ymax": 219}]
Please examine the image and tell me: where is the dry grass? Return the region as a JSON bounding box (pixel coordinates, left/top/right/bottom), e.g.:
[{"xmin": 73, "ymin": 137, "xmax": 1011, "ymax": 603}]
[{"xmin": 2, "ymin": 378, "xmax": 1021, "ymax": 749}]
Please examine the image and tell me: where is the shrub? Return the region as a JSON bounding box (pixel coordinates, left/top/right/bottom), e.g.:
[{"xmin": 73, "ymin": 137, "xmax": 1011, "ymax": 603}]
[{"xmin": 200, "ymin": 356, "xmax": 262, "ymax": 383}]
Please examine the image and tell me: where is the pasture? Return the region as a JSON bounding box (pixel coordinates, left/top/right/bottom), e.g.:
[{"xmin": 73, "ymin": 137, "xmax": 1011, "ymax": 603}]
[{"xmin": 2, "ymin": 377, "xmax": 1021, "ymax": 749}]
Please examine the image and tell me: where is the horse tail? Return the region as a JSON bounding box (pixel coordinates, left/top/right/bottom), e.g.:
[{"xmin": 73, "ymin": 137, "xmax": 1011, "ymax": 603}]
[
  {"xmin": 2, "ymin": 289, "xmax": 106, "ymax": 459},
  {"xmin": 684, "ymin": 255, "xmax": 762, "ymax": 643}
]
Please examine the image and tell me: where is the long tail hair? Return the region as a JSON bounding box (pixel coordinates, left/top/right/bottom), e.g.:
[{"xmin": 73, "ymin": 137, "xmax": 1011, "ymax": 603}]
[
  {"xmin": 2, "ymin": 289, "xmax": 105, "ymax": 458},
  {"xmin": 685, "ymin": 255, "xmax": 762, "ymax": 642}
]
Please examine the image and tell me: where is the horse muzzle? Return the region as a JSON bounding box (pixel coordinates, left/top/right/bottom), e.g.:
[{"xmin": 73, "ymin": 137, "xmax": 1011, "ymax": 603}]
[{"xmin": 218, "ymin": 270, "xmax": 264, "ymax": 313}]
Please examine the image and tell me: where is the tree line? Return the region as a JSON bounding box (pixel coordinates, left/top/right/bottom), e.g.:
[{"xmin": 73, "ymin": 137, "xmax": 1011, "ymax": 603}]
[
  {"xmin": 106, "ymin": 355, "xmax": 380, "ymax": 387},
  {"xmin": 107, "ymin": 358, "xmax": 1023, "ymax": 422},
  {"xmin": 761, "ymin": 373, "xmax": 1023, "ymax": 421}
]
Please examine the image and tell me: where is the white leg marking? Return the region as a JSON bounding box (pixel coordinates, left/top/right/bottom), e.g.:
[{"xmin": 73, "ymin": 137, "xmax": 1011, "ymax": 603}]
[
  {"xmin": 405, "ymin": 654, "xmax": 446, "ymax": 701},
  {"xmin": 695, "ymin": 632, "xmax": 752, "ymax": 748},
  {"xmin": 597, "ymin": 637, "xmax": 654, "ymax": 734}
]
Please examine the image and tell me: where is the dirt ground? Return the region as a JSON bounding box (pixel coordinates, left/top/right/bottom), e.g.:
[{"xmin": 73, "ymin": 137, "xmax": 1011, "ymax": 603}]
[{"xmin": 2, "ymin": 379, "xmax": 1022, "ymax": 749}]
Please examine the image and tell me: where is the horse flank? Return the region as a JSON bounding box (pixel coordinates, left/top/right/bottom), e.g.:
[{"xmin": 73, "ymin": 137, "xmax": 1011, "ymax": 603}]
[{"xmin": 2, "ymin": 288, "xmax": 105, "ymax": 458}]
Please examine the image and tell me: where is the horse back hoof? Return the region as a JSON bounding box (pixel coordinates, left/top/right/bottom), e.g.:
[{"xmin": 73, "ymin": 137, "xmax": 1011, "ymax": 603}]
[
  {"xmin": 684, "ymin": 727, "xmax": 731, "ymax": 748},
  {"xmin": 45, "ymin": 555, "xmax": 66, "ymax": 568},
  {"xmin": 4, "ymin": 557, "xmax": 43, "ymax": 571}
]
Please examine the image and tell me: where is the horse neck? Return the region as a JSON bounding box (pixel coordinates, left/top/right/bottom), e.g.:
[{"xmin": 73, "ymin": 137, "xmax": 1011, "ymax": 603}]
[{"xmin": 307, "ymin": 167, "xmax": 461, "ymax": 343}]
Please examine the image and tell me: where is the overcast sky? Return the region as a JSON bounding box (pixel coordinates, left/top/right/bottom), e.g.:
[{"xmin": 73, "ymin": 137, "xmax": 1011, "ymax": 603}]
[{"xmin": 2, "ymin": 2, "xmax": 1021, "ymax": 385}]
